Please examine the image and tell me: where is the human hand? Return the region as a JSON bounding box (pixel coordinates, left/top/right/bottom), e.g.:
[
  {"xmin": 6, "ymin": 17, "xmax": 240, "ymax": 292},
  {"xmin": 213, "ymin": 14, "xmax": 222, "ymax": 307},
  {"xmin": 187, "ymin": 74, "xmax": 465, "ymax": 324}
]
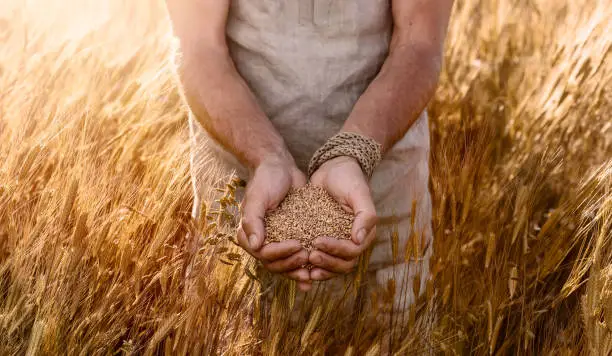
[
  {"xmin": 308, "ymin": 156, "xmax": 378, "ymax": 281},
  {"xmin": 237, "ymin": 156, "xmax": 313, "ymax": 291}
]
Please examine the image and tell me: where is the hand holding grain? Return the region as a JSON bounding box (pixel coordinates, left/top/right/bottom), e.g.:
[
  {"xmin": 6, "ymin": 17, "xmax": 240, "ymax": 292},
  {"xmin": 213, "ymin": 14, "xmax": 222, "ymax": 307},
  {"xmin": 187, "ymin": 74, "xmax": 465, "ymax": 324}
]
[
  {"xmin": 263, "ymin": 184, "xmax": 353, "ymax": 291},
  {"xmin": 237, "ymin": 157, "xmax": 312, "ymax": 290},
  {"xmin": 308, "ymin": 156, "xmax": 378, "ymax": 281}
]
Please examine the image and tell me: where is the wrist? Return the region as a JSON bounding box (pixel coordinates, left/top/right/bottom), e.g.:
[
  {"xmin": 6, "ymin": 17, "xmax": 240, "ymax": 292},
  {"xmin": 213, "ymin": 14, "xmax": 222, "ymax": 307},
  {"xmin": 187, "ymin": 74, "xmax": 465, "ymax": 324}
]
[
  {"xmin": 250, "ymin": 149, "xmax": 297, "ymax": 173},
  {"xmin": 311, "ymin": 156, "xmax": 360, "ymax": 182},
  {"xmin": 250, "ymin": 151, "xmax": 307, "ymax": 188},
  {"xmin": 340, "ymin": 123, "xmax": 386, "ymax": 153},
  {"xmin": 318, "ymin": 156, "xmax": 359, "ymax": 171},
  {"xmin": 307, "ymin": 132, "xmax": 383, "ymax": 179}
]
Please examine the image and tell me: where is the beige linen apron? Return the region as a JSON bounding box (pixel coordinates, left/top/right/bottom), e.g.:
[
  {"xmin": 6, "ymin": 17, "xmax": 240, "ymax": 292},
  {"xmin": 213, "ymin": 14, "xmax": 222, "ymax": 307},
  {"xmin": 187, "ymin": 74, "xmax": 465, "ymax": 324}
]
[{"xmin": 189, "ymin": 0, "xmax": 433, "ymax": 319}]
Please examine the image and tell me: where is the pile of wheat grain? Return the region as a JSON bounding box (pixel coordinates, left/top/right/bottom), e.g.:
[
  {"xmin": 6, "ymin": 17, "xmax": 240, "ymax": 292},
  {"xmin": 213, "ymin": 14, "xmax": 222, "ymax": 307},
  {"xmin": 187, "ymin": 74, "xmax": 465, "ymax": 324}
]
[{"xmin": 264, "ymin": 185, "xmax": 352, "ymax": 250}]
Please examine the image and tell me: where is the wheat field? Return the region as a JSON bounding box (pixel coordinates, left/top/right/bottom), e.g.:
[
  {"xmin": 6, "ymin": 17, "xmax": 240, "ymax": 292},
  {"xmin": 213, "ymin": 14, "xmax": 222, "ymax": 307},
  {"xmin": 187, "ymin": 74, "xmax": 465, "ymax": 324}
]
[{"xmin": 0, "ymin": 0, "xmax": 610, "ymax": 354}]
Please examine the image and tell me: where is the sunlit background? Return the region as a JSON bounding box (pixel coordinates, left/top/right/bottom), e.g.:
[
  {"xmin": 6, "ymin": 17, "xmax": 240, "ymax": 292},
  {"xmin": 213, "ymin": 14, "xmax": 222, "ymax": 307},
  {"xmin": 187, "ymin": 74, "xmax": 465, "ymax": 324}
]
[{"xmin": 0, "ymin": 0, "xmax": 610, "ymax": 354}]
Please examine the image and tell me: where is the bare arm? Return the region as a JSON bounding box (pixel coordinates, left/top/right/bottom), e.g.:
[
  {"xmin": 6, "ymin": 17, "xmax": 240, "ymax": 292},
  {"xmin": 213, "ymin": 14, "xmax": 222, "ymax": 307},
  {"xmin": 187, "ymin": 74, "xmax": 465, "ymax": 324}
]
[
  {"xmin": 166, "ymin": 0, "xmax": 294, "ymax": 171},
  {"xmin": 166, "ymin": 0, "xmax": 312, "ymax": 290},
  {"xmin": 308, "ymin": 1, "xmax": 454, "ymax": 279},
  {"xmin": 342, "ymin": 0, "xmax": 454, "ymax": 152}
]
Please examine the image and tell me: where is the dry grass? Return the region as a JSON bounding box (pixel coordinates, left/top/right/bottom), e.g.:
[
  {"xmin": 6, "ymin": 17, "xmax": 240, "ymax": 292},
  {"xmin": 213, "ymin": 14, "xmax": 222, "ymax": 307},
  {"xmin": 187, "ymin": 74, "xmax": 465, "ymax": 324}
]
[{"xmin": 0, "ymin": 0, "xmax": 610, "ymax": 354}]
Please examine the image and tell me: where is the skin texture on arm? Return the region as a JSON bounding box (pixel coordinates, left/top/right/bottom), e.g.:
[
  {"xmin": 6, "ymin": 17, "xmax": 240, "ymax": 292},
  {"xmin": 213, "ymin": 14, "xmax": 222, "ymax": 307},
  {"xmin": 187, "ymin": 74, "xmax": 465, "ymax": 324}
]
[
  {"xmin": 309, "ymin": 0, "xmax": 454, "ymax": 280},
  {"xmin": 165, "ymin": 0, "xmax": 312, "ymax": 290},
  {"xmin": 165, "ymin": 0, "xmax": 292, "ymax": 171},
  {"xmin": 342, "ymin": 0, "xmax": 454, "ymax": 152}
]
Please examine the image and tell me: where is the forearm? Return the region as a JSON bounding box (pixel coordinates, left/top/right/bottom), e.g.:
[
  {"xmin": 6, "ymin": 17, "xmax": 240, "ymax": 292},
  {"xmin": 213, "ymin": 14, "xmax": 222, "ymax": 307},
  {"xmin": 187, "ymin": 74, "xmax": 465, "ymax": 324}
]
[
  {"xmin": 342, "ymin": 43, "xmax": 442, "ymax": 153},
  {"xmin": 178, "ymin": 47, "xmax": 294, "ymax": 172}
]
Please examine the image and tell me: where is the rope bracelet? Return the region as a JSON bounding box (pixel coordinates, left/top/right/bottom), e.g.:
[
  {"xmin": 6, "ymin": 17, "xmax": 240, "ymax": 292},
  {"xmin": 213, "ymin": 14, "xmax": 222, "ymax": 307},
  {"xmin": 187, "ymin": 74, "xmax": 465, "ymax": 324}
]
[{"xmin": 307, "ymin": 132, "xmax": 383, "ymax": 179}]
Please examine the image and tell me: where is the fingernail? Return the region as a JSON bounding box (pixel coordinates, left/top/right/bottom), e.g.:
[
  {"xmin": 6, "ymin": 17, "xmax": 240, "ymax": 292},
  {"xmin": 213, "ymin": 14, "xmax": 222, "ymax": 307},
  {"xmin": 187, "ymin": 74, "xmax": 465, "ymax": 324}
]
[
  {"xmin": 357, "ymin": 229, "xmax": 366, "ymax": 244},
  {"xmin": 248, "ymin": 234, "xmax": 258, "ymax": 249}
]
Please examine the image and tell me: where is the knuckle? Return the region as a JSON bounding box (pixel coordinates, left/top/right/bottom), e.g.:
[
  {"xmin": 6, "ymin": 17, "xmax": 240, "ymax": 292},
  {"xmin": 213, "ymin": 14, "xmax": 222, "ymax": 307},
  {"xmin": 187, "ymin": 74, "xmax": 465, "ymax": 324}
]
[
  {"xmin": 319, "ymin": 253, "xmax": 331, "ymax": 265},
  {"xmin": 316, "ymin": 239, "xmax": 328, "ymax": 250},
  {"xmin": 339, "ymin": 264, "xmax": 352, "ymax": 273},
  {"xmin": 265, "ymin": 262, "xmax": 283, "ymax": 273},
  {"xmin": 336, "ymin": 260, "xmax": 353, "ymax": 273},
  {"xmin": 346, "ymin": 245, "xmax": 360, "ymax": 257},
  {"xmin": 330, "ymin": 248, "xmax": 342, "ymax": 258},
  {"xmin": 289, "ymin": 255, "xmax": 302, "ymax": 267},
  {"xmin": 310, "ymin": 251, "xmax": 322, "ymax": 264},
  {"xmin": 327, "ymin": 242, "xmax": 341, "ymax": 255},
  {"xmin": 340, "ymin": 245, "xmax": 357, "ymax": 259},
  {"xmin": 259, "ymin": 247, "xmax": 275, "ymax": 260},
  {"xmin": 296, "ymin": 255, "xmax": 308, "ymax": 265}
]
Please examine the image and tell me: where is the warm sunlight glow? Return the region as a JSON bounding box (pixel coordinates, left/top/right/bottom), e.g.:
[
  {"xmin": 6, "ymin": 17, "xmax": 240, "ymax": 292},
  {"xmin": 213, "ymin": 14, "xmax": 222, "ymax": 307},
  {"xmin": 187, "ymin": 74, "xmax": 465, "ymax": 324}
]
[
  {"xmin": 3, "ymin": 0, "xmax": 111, "ymax": 42},
  {"xmin": 0, "ymin": 0, "xmax": 610, "ymax": 354}
]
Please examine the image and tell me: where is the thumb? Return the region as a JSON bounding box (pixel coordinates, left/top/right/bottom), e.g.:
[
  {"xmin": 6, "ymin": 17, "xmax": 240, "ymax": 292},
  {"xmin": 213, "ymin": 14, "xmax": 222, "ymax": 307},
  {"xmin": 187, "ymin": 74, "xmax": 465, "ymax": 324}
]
[
  {"xmin": 347, "ymin": 184, "xmax": 377, "ymax": 246},
  {"xmin": 241, "ymin": 194, "xmax": 266, "ymax": 251}
]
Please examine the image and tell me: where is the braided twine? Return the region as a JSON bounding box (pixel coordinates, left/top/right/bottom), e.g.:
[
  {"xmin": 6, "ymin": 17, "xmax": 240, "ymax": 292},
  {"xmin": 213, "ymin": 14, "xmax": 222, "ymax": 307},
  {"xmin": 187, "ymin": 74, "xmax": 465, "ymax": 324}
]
[{"xmin": 308, "ymin": 132, "xmax": 382, "ymax": 179}]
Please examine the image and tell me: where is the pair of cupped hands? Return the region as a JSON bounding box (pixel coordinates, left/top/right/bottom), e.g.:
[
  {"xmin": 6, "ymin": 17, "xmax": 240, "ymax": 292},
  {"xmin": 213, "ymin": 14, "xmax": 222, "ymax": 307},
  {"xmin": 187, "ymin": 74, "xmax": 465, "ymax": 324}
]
[{"xmin": 237, "ymin": 155, "xmax": 378, "ymax": 292}]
